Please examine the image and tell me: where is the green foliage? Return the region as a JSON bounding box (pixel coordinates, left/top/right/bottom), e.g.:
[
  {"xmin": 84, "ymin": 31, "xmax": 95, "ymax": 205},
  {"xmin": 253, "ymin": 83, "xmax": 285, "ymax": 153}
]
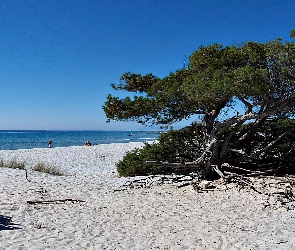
[
  {"xmin": 104, "ymin": 34, "xmax": 295, "ymax": 125},
  {"xmin": 103, "ymin": 41, "xmax": 273, "ymax": 126},
  {"xmin": 33, "ymin": 163, "xmax": 64, "ymax": 176},
  {"xmin": 117, "ymin": 123, "xmax": 203, "ymax": 176},
  {"xmin": 0, "ymin": 158, "xmax": 26, "ymax": 170},
  {"xmin": 116, "ymin": 145, "xmax": 171, "ymax": 177}
]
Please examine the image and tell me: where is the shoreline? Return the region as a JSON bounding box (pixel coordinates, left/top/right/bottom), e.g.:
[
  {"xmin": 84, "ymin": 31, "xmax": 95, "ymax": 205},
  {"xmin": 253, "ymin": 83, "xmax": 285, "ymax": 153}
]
[
  {"xmin": 0, "ymin": 143, "xmax": 146, "ymax": 152},
  {"xmin": 1, "ymin": 142, "xmax": 295, "ymax": 249},
  {"xmin": 0, "ymin": 130, "xmax": 160, "ymax": 151},
  {"xmin": 0, "ymin": 141, "xmax": 148, "ymax": 151}
]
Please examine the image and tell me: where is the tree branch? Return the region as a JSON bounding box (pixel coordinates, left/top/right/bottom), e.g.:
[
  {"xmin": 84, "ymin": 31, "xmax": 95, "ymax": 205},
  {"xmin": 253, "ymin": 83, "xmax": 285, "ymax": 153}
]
[
  {"xmin": 251, "ymin": 130, "xmax": 291, "ymax": 157},
  {"xmin": 237, "ymin": 95, "xmax": 252, "ymax": 114},
  {"xmin": 231, "ymin": 116, "xmax": 267, "ymax": 148}
]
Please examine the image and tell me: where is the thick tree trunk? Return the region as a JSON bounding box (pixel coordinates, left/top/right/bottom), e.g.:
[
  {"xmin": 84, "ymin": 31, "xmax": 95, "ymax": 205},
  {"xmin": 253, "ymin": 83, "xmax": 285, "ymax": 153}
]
[{"xmin": 199, "ymin": 110, "xmax": 220, "ymax": 172}]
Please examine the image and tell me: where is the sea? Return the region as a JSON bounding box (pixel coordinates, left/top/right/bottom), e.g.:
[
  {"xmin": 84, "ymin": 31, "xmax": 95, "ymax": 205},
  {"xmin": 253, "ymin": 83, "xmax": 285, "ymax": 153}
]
[{"xmin": 0, "ymin": 130, "xmax": 161, "ymax": 151}]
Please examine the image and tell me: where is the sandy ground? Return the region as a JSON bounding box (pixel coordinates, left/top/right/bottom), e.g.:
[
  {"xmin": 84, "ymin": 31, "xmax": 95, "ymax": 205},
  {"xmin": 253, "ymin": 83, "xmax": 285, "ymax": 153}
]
[{"xmin": 1, "ymin": 143, "xmax": 295, "ymax": 249}]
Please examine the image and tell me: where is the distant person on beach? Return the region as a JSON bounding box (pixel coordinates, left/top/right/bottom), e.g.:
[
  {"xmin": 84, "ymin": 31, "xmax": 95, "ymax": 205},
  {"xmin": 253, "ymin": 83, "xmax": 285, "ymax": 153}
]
[
  {"xmin": 84, "ymin": 141, "xmax": 91, "ymax": 146},
  {"xmin": 48, "ymin": 139, "xmax": 52, "ymax": 148}
]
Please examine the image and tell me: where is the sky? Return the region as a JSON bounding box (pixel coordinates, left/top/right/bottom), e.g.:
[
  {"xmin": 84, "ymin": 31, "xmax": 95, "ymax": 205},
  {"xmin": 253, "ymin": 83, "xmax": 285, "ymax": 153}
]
[{"xmin": 0, "ymin": 0, "xmax": 294, "ymax": 131}]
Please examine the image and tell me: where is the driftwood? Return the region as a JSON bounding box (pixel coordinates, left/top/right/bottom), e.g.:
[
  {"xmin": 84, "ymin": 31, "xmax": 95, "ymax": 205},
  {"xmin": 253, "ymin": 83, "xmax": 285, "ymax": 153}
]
[
  {"xmin": 139, "ymin": 160, "xmax": 295, "ymax": 209},
  {"xmin": 114, "ymin": 174, "xmax": 199, "ymax": 191},
  {"xmin": 211, "ymin": 165, "xmax": 224, "ymax": 178},
  {"xmin": 223, "ymin": 173, "xmax": 263, "ymax": 194},
  {"xmin": 27, "ymin": 199, "xmax": 86, "ymax": 205},
  {"xmin": 146, "ymin": 160, "xmax": 270, "ymax": 178},
  {"xmin": 24, "ymin": 169, "xmax": 31, "ymax": 182},
  {"xmin": 227, "ymin": 167, "xmax": 272, "ymax": 177},
  {"xmin": 145, "ymin": 160, "xmax": 209, "ymax": 176},
  {"xmin": 145, "ymin": 161, "xmax": 199, "ymax": 171},
  {"xmin": 145, "ymin": 161, "xmax": 184, "ymax": 167},
  {"xmin": 218, "ymin": 163, "xmax": 295, "ymax": 209}
]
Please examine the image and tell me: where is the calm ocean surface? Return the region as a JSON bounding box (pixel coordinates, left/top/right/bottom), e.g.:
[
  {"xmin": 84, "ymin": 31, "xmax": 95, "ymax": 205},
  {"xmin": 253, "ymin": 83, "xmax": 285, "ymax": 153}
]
[{"xmin": 0, "ymin": 130, "xmax": 161, "ymax": 150}]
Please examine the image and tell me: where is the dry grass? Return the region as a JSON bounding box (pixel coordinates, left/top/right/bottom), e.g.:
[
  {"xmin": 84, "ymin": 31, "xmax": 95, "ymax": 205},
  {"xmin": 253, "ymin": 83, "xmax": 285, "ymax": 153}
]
[
  {"xmin": 0, "ymin": 159, "xmax": 63, "ymax": 176},
  {"xmin": 33, "ymin": 163, "xmax": 64, "ymax": 176},
  {"xmin": 0, "ymin": 158, "xmax": 26, "ymax": 170}
]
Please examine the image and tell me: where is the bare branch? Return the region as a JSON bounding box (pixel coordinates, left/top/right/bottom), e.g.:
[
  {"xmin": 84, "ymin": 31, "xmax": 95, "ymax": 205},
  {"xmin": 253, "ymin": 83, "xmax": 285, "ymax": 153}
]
[
  {"xmin": 231, "ymin": 116, "xmax": 267, "ymax": 148},
  {"xmin": 219, "ymin": 119, "xmax": 245, "ymax": 158},
  {"xmin": 237, "ymin": 95, "xmax": 252, "ymax": 114},
  {"xmin": 251, "ymin": 131, "xmax": 291, "ymax": 157}
]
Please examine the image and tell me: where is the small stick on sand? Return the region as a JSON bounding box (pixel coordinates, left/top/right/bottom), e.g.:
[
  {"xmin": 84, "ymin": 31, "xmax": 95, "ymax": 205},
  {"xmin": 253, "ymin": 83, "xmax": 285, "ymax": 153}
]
[
  {"xmin": 27, "ymin": 199, "xmax": 86, "ymax": 205},
  {"xmin": 24, "ymin": 169, "xmax": 31, "ymax": 182}
]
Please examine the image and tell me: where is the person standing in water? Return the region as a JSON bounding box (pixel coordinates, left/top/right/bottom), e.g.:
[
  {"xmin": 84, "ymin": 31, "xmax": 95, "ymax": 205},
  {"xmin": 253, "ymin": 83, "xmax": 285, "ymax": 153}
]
[{"xmin": 48, "ymin": 139, "xmax": 52, "ymax": 148}]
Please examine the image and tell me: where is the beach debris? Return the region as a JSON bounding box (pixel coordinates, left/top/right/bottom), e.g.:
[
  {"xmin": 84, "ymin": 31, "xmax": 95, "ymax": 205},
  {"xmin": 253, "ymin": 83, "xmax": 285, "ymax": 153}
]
[
  {"xmin": 199, "ymin": 180, "xmax": 212, "ymax": 189},
  {"xmin": 24, "ymin": 169, "xmax": 31, "ymax": 182},
  {"xmin": 115, "ymin": 164, "xmax": 295, "ymax": 210},
  {"xmin": 27, "ymin": 199, "xmax": 86, "ymax": 205},
  {"xmin": 34, "ymin": 222, "xmax": 46, "ymax": 229},
  {"xmin": 221, "ymin": 173, "xmax": 295, "ymax": 210},
  {"xmin": 0, "ymin": 215, "xmax": 22, "ymax": 230},
  {"xmin": 114, "ymin": 173, "xmax": 204, "ymax": 191}
]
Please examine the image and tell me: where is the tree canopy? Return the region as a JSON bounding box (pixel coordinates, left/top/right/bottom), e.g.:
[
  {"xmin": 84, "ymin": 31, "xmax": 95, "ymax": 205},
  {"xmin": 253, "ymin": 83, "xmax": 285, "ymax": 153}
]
[{"xmin": 103, "ymin": 30, "xmax": 295, "ymax": 177}]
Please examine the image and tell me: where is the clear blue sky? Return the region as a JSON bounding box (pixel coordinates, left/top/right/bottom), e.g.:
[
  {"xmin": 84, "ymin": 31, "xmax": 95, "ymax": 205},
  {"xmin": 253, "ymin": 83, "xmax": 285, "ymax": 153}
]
[{"xmin": 0, "ymin": 0, "xmax": 294, "ymax": 130}]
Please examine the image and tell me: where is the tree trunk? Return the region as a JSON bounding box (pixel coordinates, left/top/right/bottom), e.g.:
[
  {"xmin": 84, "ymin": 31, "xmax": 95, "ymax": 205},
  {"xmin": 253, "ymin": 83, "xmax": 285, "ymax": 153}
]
[{"xmin": 199, "ymin": 110, "xmax": 220, "ymax": 173}]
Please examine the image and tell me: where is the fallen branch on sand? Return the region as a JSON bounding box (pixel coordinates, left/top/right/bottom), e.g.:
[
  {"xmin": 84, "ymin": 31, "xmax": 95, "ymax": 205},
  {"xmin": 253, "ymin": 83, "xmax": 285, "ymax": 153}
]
[
  {"xmin": 117, "ymin": 162, "xmax": 295, "ymax": 210},
  {"xmin": 114, "ymin": 174, "xmax": 216, "ymax": 192},
  {"xmin": 27, "ymin": 199, "xmax": 86, "ymax": 205},
  {"xmin": 24, "ymin": 169, "xmax": 31, "ymax": 182}
]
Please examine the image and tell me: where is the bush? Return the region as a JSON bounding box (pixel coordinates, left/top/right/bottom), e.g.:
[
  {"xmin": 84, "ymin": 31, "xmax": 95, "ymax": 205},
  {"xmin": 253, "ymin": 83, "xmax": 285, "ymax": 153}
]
[
  {"xmin": 34, "ymin": 163, "xmax": 63, "ymax": 176},
  {"xmin": 116, "ymin": 145, "xmax": 171, "ymax": 177},
  {"xmin": 117, "ymin": 123, "xmax": 203, "ymax": 177}
]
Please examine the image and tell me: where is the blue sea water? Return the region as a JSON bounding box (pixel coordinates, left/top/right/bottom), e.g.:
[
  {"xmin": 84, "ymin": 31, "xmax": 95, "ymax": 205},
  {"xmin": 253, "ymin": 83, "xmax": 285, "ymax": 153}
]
[{"xmin": 0, "ymin": 130, "xmax": 161, "ymax": 150}]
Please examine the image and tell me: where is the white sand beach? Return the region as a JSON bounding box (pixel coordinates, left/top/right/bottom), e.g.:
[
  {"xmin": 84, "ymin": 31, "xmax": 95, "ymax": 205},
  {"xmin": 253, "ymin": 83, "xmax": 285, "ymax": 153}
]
[{"xmin": 1, "ymin": 143, "xmax": 295, "ymax": 249}]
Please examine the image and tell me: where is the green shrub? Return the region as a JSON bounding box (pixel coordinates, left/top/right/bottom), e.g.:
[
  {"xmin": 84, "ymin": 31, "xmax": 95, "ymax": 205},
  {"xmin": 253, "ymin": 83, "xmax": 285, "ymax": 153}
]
[
  {"xmin": 116, "ymin": 145, "xmax": 171, "ymax": 177},
  {"xmin": 34, "ymin": 163, "xmax": 63, "ymax": 176},
  {"xmin": 117, "ymin": 123, "xmax": 203, "ymax": 177}
]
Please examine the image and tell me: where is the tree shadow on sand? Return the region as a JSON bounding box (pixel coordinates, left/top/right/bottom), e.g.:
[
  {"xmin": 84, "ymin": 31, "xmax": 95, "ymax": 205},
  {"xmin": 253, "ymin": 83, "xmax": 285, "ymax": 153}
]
[{"xmin": 0, "ymin": 215, "xmax": 21, "ymax": 230}]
